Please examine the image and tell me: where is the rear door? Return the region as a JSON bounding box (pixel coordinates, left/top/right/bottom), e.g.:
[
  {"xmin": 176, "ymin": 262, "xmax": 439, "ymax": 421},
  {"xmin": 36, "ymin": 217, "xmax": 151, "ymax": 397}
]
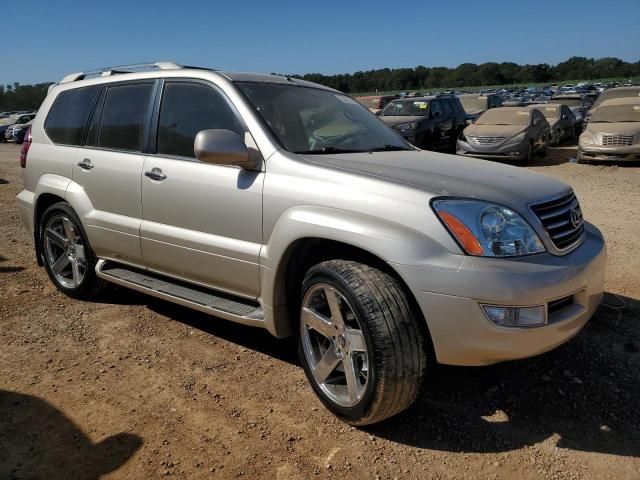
[
  {"xmin": 72, "ymin": 80, "xmax": 156, "ymax": 265},
  {"xmin": 140, "ymin": 79, "xmax": 263, "ymax": 298}
]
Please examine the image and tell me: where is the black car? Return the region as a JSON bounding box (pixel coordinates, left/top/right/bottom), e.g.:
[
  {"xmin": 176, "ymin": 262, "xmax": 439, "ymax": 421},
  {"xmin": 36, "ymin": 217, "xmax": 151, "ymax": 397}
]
[{"xmin": 378, "ymin": 96, "xmax": 467, "ymax": 151}]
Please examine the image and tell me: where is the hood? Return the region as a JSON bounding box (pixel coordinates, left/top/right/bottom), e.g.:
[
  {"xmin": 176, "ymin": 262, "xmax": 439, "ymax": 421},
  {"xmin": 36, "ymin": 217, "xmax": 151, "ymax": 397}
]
[
  {"xmin": 585, "ymin": 122, "xmax": 640, "ymax": 136},
  {"xmin": 463, "ymin": 124, "xmax": 526, "ymax": 138},
  {"xmin": 300, "ymin": 150, "xmax": 568, "ymax": 206},
  {"xmin": 379, "ymin": 115, "xmax": 426, "ymax": 127}
]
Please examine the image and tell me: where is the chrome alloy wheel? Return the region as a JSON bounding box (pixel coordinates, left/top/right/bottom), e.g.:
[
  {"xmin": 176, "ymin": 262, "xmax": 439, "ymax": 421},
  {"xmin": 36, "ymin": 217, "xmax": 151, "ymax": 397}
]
[
  {"xmin": 43, "ymin": 215, "xmax": 87, "ymax": 289},
  {"xmin": 300, "ymin": 283, "xmax": 369, "ymax": 407}
]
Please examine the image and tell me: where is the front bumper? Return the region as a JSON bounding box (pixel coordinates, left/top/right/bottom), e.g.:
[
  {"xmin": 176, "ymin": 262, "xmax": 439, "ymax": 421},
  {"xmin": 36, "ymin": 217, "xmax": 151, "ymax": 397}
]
[
  {"xmin": 578, "ymin": 144, "xmax": 640, "ymax": 162},
  {"xmin": 393, "ymin": 223, "xmax": 606, "ymax": 366},
  {"xmin": 456, "ymin": 139, "xmax": 527, "ymax": 161}
]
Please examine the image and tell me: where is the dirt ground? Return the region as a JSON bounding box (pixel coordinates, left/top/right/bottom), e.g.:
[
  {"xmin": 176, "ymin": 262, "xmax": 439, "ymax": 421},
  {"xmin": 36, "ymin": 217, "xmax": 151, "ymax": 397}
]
[{"xmin": 1, "ymin": 142, "xmax": 639, "ymax": 480}]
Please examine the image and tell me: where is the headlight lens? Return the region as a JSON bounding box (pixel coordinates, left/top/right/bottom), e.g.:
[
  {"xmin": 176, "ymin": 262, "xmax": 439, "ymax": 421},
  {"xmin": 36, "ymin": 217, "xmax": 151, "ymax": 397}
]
[
  {"xmin": 506, "ymin": 131, "xmax": 527, "ymax": 144},
  {"xmin": 432, "ymin": 199, "xmax": 545, "ymax": 257},
  {"xmin": 396, "ymin": 122, "xmax": 417, "ymax": 132},
  {"xmin": 580, "ymin": 132, "xmax": 597, "ymax": 145}
]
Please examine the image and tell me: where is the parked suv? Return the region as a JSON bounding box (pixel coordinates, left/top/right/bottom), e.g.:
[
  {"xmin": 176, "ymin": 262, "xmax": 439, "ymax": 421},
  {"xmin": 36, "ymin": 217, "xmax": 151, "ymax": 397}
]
[
  {"xmin": 17, "ymin": 63, "xmax": 606, "ymax": 425},
  {"xmin": 378, "ymin": 96, "xmax": 467, "ymax": 150}
]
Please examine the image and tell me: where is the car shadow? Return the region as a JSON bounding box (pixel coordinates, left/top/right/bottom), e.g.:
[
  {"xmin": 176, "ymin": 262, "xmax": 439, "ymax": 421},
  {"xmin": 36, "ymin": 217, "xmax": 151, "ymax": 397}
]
[
  {"xmin": 365, "ymin": 292, "xmax": 640, "ymax": 457},
  {"xmin": 0, "ymin": 390, "xmax": 142, "ymax": 480},
  {"xmin": 145, "ymin": 298, "xmax": 299, "ymax": 366},
  {"xmin": 0, "ymin": 254, "xmax": 24, "ymax": 274}
]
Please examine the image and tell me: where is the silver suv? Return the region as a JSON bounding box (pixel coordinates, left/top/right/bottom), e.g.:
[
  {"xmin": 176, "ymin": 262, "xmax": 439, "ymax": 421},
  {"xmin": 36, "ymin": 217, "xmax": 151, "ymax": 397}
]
[{"xmin": 17, "ymin": 62, "xmax": 606, "ymax": 425}]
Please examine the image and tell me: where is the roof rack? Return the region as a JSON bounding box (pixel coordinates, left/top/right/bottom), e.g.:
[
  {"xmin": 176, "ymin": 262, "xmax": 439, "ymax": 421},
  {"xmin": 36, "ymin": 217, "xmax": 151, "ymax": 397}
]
[{"xmin": 58, "ymin": 61, "xmax": 185, "ymax": 84}]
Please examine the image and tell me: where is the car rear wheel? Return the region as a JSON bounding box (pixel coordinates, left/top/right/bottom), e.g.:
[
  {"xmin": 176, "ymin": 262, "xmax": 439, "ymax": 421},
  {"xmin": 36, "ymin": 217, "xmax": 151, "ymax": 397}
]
[
  {"xmin": 298, "ymin": 260, "xmax": 428, "ymax": 425},
  {"xmin": 39, "ymin": 202, "xmax": 105, "ymax": 299}
]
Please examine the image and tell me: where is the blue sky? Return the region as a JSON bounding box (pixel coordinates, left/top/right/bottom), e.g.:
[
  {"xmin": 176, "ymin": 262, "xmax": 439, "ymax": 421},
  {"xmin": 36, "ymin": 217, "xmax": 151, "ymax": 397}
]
[{"xmin": 5, "ymin": 0, "xmax": 639, "ymax": 85}]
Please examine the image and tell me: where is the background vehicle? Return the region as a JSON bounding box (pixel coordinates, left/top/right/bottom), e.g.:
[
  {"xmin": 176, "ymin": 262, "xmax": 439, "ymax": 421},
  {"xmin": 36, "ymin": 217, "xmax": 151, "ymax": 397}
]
[
  {"xmin": 379, "ymin": 96, "xmax": 467, "ymax": 150},
  {"xmin": 10, "ymin": 119, "xmax": 33, "ymax": 144},
  {"xmin": 1, "ymin": 113, "xmax": 36, "ymax": 142},
  {"xmin": 578, "ymin": 97, "xmax": 640, "ymax": 163},
  {"xmin": 457, "ymin": 106, "xmax": 550, "ymax": 164},
  {"xmin": 550, "ymin": 94, "xmax": 592, "ymax": 132},
  {"xmin": 17, "ymin": 63, "xmax": 605, "ymax": 426},
  {"xmin": 583, "ymin": 86, "xmax": 640, "ymax": 127},
  {"xmin": 354, "ymin": 95, "xmax": 397, "ymax": 115},
  {"xmin": 528, "ymin": 103, "xmax": 575, "ymax": 145},
  {"xmin": 458, "ymin": 94, "xmax": 502, "ymax": 123}
]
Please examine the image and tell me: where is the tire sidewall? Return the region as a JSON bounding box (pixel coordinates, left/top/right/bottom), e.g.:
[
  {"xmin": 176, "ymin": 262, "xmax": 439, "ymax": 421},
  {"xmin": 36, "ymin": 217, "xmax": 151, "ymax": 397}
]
[{"xmin": 298, "ymin": 269, "xmax": 379, "ymax": 422}]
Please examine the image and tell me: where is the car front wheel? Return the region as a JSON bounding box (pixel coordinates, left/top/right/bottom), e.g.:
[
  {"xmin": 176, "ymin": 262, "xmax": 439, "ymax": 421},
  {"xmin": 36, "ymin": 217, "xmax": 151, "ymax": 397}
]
[{"xmin": 298, "ymin": 260, "xmax": 428, "ymax": 425}]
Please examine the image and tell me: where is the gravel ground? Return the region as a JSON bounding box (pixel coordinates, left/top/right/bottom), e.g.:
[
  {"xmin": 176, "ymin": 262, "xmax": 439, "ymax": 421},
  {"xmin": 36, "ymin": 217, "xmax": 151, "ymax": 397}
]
[{"xmin": 0, "ymin": 142, "xmax": 639, "ymax": 480}]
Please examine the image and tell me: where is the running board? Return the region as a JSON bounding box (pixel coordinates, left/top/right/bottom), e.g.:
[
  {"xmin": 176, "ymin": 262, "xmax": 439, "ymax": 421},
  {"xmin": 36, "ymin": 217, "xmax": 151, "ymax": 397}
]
[{"xmin": 95, "ymin": 260, "xmax": 264, "ymax": 328}]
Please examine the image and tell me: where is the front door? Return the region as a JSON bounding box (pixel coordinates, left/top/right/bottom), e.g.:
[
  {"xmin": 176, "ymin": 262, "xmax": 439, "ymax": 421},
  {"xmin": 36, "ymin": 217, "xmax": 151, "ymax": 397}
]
[{"xmin": 140, "ymin": 80, "xmax": 263, "ymax": 298}]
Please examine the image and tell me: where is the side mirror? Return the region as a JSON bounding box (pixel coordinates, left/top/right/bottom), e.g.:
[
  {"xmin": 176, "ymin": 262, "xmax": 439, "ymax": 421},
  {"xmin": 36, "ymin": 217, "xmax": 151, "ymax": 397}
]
[{"xmin": 194, "ymin": 129, "xmax": 259, "ymax": 170}]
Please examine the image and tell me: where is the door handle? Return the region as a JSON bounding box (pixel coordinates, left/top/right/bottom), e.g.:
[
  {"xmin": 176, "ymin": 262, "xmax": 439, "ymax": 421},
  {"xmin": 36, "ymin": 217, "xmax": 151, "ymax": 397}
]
[
  {"xmin": 77, "ymin": 158, "xmax": 94, "ymax": 170},
  {"xmin": 144, "ymin": 167, "xmax": 167, "ymax": 181}
]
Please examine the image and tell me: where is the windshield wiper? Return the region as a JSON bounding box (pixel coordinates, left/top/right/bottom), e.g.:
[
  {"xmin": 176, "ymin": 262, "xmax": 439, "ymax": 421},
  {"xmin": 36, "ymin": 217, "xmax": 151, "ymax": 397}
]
[
  {"xmin": 295, "ymin": 147, "xmax": 367, "ymax": 154},
  {"xmin": 367, "ymin": 144, "xmax": 412, "ymax": 152}
]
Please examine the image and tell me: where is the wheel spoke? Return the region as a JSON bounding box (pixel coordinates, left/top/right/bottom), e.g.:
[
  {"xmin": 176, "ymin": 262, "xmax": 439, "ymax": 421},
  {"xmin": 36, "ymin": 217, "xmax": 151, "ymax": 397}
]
[
  {"xmin": 62, "ymin": 217, "xmax": 77, "ymax": 241},
  {"xmin": 75, "ymin": 244, "xmax": 86, "ymax": 260},
  {"xmin": 302, "ymin": 307, "xmax": 334, "ymax": 339},
  {"xmin": 51, "ymin": 254, "xmax": 70, "ymax": 274},
  {"xmin": 45, "ymin": 228, "xmax": 66, "ymax": 248},
  {"xmin": 346, "ymin": 328, "xmax": 366, "ymax": 352},
  {"xmin": 312, "ymin": 348, "xmax": 340, "ymax": 384},
  {"xmin": 324, "ymin": 286, "xmax": 345, "ymax": 328},
  {"xmin": 71, "ymin": 259, "xmax": 81, "ymax": 287},
  {"xmin": 343, "ymin": 355, "xmax": 360, "ymax": 404}
]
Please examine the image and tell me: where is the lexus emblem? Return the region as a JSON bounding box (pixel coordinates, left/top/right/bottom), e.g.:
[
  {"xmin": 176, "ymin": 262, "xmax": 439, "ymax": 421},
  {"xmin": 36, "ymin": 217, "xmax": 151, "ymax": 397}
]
[{"xmin": 570, "ymin": 208, "xmax": 582, "ymax": 229}]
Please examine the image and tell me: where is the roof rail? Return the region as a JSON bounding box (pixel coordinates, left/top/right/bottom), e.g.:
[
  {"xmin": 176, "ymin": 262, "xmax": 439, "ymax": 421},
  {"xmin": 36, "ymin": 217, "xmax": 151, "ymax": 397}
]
[{"xmin": 58, "ymin": 61, "xmax": 184, "ymax": 84}]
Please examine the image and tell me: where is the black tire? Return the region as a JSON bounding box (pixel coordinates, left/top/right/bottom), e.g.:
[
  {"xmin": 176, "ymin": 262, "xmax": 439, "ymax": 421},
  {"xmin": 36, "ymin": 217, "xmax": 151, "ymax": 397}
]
[
  {"xmin": 39, "ymin": 201, "xmax": 105, "ymax": 299},
  {"xmin": 520, "ymin": 142, "xmax": 534, "ymax": 166},
  {"xmin": 298, "ymin": 260, "xmax": 428, "ymax": 425}
]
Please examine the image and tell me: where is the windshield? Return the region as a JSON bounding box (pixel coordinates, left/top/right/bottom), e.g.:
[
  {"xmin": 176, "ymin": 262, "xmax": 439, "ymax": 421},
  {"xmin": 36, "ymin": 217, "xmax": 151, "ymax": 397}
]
[
  {"xmin": 458, "ymin": 96, "xmax": 488, "ymax": 111},
  {"xmin": 591, "ymin": 104, "xmax": 640, "ymax": 123},
  {"xmin": 533, "ymin": 106, "xmax": 560, "ymax": 119},
  {"xmin": 237, "ymin": 83, "xmax": 410, "ymax": 154},
  {"xmin": 380, "ymin": 99, "xmax": 430, "ymax": 117},
  {"xmin": 475, "ymin": 109, "xmax": 531, "ymax": 126}
]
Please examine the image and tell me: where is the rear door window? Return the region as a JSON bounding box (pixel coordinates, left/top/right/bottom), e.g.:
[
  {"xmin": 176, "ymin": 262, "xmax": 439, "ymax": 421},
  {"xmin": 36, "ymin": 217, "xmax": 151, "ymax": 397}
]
[
  {"xmin": 44, "ymin": 86, "xmax": 100, "ymax": 145},
  {"xmin": 97, "ymin": 83, "xmax": 155, "ymax": 152},
  {"xmin": 156, "ymin": 81, "xmax": 245, "ymax": 159},
  {"xmin": 430, "ymin": 100, "xmax": 443, "ymax": 117},
  {"xmin": 442, "ymin": 99, "xmax": 453, "ymax": 117}
]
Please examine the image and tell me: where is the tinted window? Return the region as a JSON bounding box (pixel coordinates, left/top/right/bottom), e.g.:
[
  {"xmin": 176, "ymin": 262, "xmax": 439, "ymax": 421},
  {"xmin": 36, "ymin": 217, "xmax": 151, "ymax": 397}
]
[
  {"xmin": 157, "ymin": 82, "xmax": 245, "ymax": 158},
  {"xmin": 44, "ymin": 86, "xmax": 99, "ymax": 145},
  {"xmin": 430, "ymin": 101, "xmax": 443, "ymax": 117},
  {"xmin": 442, "ymin": 99, "xmax": 453, "ymax": 116},
  {"xmin": 98, "ymin": 83, "xmax": 154, "ymax": 151}
]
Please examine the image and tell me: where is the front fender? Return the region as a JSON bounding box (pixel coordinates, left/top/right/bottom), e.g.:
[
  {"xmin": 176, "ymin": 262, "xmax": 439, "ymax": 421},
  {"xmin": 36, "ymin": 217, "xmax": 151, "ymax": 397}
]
[{"xmin": 260, "ymin": 205, "xmax": 462, "ymax": 336}]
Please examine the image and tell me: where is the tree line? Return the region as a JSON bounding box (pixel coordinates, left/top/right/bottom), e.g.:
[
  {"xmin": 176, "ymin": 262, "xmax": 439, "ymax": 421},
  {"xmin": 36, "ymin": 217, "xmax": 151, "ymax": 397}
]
[
  {"xmin": 1, "ymin": 56, "xmax": 639, "ymax": 111},
  {"xmin": 289, "ymin": 56, "xmax": 640, "ymax": 93}
]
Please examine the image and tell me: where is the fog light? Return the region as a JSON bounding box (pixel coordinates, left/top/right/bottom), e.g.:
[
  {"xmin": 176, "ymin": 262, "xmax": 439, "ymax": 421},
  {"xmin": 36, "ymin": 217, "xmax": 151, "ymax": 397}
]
[{"xmin": 481, "ymin": 305, "xmax": 546, "ymax": 328}]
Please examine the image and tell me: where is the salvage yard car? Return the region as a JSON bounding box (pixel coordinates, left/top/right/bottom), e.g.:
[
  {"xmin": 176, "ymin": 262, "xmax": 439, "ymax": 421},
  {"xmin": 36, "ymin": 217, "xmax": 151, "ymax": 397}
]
[
  {"xmin": 17, "ymin": 62, "xmax": 606, "ymax": 425},
  {"xmin": 456, "ymin": 106, "xmax": 550, "ymax": 164},
  {"xmin": 458, "ymin": 93, "xmax": 502, "ymax": 123},
  {"xmin": 354, "ymin": 95, "xmax": 397, "ymax": 114},
  {"xmin": 583, "ymin": 86, "xmax": 640, "ymax": 127},
  {"xmin": 528, "ymin": 103, "xmax": 576, "ymax": 145},
  {"xmin": 578, "ymin": 97, "xmax": 640, "ymax": 163},
  {"xmin": 378, "ymin": 95, "xmax": 467, "ymax": 150}
]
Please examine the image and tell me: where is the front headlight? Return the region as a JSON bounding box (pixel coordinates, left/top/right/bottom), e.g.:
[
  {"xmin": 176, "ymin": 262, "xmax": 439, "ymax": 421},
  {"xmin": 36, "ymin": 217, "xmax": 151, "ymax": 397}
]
[
  {"xmin": 579, "ymin": 132, "xmax": 597, "ymax": 145},
  {"xmin": 432, "ymin": 199, "xmax": 545, "ymax": 257},
  {"xmin": 505, "ymin": 131, "xmax": 527, "ymax": 144},
  {"xmin": 396, "ymin": 122, "xmax": 417, "ymax": 132}
]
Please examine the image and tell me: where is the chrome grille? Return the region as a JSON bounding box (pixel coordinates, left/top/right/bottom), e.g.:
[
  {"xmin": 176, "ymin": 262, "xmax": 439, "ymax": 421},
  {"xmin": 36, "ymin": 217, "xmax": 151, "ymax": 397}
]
[
  {"xmin": 468, "ymin": 136, "xmax": 505, "ymax": 145},
  {"xmin": 530, "ymin": 191, "xmax": 585, "ymax": 251},
  {"xmin": 600, "ymin": 135, "xmax": 636, "ymax": 146}
]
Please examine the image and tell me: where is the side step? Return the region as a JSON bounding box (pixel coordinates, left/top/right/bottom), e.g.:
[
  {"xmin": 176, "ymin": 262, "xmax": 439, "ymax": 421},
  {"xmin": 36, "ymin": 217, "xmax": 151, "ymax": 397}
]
[{"xmin": 95, "ymin": 260, "xmax": 264, "ymax": 328}]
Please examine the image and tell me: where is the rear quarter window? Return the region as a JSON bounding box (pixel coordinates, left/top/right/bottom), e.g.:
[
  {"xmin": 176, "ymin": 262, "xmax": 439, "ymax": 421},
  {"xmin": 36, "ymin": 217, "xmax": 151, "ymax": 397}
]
[{"xmin": 44, "ymin": 86, "xmax": 100, "ymax": 145}]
